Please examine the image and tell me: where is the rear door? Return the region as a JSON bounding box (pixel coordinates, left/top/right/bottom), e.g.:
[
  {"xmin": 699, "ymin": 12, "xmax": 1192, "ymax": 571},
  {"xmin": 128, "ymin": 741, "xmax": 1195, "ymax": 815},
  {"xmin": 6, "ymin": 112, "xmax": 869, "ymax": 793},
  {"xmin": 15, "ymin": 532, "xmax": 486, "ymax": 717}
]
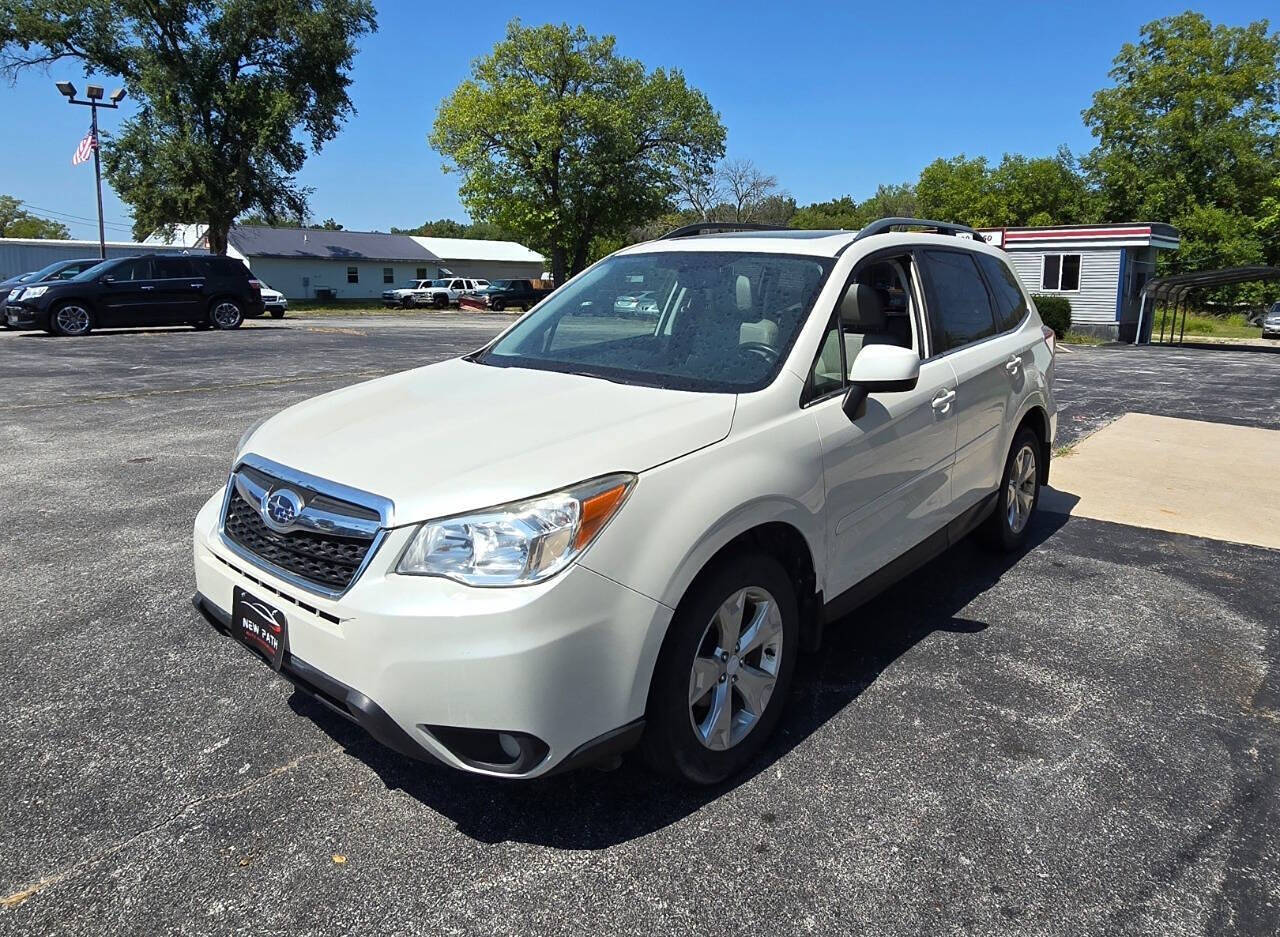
[
  {"xmin": 916, "ymin": 248, "xmax": 1007, "ymax": 514},
  {"xmin": 152, "ymin": 256, "xmax": 204, "ymax": 323}
]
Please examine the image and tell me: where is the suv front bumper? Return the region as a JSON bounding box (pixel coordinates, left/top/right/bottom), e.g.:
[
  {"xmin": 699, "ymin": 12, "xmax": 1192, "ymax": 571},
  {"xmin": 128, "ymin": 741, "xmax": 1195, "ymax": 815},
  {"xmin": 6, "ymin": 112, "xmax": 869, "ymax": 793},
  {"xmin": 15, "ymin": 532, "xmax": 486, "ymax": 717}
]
[{"xmin": 191, "ymin": 490, "xmax": 670, "ymax": 778}]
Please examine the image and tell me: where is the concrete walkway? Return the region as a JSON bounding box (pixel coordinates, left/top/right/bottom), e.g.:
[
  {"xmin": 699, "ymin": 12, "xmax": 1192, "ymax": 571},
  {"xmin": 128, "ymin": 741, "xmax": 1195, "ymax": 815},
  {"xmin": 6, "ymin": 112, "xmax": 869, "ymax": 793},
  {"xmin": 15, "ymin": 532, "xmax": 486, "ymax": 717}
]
[{"xmin": 1042, "ymin": 412, "xmax": 1280, "ymax": 549}]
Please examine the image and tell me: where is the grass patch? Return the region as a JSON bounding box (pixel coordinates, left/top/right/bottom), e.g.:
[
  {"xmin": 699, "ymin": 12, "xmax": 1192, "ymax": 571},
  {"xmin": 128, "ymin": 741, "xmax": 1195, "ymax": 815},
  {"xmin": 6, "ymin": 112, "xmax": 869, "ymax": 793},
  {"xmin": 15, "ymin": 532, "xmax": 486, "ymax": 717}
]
[
  {"xmin": 1062, "ymin": 330, "xmax": 1106, "ymax": 346},
  {"xmin": 1151, "ymin": 310, "xmax": 1262, "ymax": 339}
]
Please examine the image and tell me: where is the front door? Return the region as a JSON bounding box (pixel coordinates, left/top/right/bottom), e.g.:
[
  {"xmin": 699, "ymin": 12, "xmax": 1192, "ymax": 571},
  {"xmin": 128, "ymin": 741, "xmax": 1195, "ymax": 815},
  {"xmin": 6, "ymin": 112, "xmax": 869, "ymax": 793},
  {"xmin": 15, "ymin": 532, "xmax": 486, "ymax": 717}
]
[
  {"xmin": 151, "ymin": 256, "xmax": 205, "ymax": 324},
  {"xmin": 811, "ymin": 252, "xmax": 960, "ymax": 598},
  {"xmin": 97, "ymin": 257, "xmax": 155, "ymax": 327}
]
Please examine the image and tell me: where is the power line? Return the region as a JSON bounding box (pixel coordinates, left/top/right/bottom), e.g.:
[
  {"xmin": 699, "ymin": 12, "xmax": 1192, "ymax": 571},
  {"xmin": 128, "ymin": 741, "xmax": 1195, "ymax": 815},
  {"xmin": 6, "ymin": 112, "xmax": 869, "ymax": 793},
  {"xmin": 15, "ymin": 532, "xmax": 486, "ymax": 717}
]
[{"xmin": 14, "ymin": 199, "xmax": 135, "ymax": 233}]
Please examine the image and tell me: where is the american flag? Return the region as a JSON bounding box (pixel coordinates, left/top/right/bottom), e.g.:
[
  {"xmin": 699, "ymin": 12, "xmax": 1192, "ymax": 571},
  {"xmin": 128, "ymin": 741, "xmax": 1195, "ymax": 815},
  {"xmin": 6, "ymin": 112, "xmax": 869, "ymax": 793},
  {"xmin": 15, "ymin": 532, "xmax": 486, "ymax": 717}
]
[{"xmin": 71, "ymin": 127, "xmax": 97, "ymax": 166}]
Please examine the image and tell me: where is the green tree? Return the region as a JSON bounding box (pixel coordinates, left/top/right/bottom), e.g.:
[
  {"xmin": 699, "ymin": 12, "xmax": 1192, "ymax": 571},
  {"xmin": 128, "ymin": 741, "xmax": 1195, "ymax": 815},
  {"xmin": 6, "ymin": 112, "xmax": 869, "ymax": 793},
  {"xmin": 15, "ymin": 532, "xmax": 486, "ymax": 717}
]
[
  {"xmin": 1082, "ymin": 12, "xmax": 1280, "ymax": 274},
  {"xmin": 988, "ymin": 150, "xmax": 1097, "ymax": 227},
  {"xmin": 430, "ymin": 20, "xmax": 725, "ymax": 281},
  {"xmin": 0, "ymin": 195, "xmax": 70, "ymax": 238},
  {"xmin": 916, "ymin": 155, "xmax": 994, "ymax": 226},
  {"xmin": 790, "ymin": 184, "xmax": 916, "ymax": 231},
  {"xmin": 1, "ymin": 0, "xmax": 377, "ymax": 254}
]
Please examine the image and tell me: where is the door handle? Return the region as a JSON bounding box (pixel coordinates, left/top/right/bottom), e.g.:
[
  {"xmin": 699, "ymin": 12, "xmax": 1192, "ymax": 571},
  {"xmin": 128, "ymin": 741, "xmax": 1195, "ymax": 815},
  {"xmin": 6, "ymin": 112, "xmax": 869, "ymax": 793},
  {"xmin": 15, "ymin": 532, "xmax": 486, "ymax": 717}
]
[
  {"xmin": 140, "ymin": 285, "xmax": 154, "ymax": 291},
  {"xmin": 932, "ymin": 388, "xmax": 956, "ymax": 411},
  {"xmin": 1005, "ymin": 355, "xmax": 1022, "ymax": 374},
  {"xmin": 190, "ymin": 283, "xmax": 202, "ymax": 288}
]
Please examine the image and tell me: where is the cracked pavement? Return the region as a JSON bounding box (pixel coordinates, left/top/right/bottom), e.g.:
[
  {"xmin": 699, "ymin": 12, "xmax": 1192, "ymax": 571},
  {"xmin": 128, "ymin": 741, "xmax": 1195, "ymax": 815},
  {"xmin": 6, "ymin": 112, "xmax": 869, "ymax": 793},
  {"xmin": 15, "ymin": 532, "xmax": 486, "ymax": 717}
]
[{"xmin": 1, "ymin": 321, "xmax": 1277, "ymax": 935}]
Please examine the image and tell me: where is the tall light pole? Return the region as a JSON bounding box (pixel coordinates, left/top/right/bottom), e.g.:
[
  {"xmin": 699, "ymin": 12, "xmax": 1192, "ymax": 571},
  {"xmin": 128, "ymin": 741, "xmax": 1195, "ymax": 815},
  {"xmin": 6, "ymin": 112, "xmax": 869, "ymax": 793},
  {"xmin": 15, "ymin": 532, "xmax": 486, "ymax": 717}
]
[{"xmin": 56, "ymin": 81, "xmax": 126, "ymax": 259}]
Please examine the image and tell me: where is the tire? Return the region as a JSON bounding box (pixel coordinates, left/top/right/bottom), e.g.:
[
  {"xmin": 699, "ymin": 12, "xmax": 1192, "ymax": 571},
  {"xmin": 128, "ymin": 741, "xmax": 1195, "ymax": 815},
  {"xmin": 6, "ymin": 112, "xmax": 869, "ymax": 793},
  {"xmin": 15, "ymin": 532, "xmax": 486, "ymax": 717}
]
[
  {"xmin": 640, "ymin": 552, "xmax": 799, "ymax": 785},
  {"xmin": 491, "ymin": 299, "xmax": 505, "ymax": 312},
  {"xmin": 49, "ymin": 301, "xmax": 94, "ymax": 337},
  {"xmin": 269, "ymin": 309, "xmax": 285, "ymax": 319},
  {"xmin": 433, "ymin": 293, "xmax": 448, "ymax": 309},
  {"xmin": 208, "ymin": 298, "xmax": 244, "ymax": 330},
  {"xmin": 979, "ymin": 428, "xmax": 1042, "ymax": 552},
  {"xmin": 400, "ymin": 296, "xmax": 414, "ymax": 309}
]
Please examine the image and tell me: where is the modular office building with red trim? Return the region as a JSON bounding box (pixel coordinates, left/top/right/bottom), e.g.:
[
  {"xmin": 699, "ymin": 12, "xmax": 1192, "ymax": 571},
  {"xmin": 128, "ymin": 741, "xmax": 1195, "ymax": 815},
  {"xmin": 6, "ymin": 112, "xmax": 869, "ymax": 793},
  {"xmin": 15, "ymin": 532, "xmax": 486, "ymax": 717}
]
[{"xmin": 977, "ymin": 223, "xmax": 1180, "ymax": 341}]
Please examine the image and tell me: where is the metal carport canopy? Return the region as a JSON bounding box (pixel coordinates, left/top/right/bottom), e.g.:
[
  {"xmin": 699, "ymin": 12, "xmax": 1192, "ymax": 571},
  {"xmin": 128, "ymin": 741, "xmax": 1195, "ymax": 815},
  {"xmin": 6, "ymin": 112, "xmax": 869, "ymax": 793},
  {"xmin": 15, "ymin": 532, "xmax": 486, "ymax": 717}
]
[{"xmin": 1135, "ymin": 265, "xmax": 1280, "ymax": 344}]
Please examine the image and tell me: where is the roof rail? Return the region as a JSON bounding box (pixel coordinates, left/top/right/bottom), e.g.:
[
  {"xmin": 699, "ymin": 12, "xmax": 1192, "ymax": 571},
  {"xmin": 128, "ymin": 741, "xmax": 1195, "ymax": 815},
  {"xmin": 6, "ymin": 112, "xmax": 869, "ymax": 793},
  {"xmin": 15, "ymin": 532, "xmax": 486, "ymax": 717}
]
[
  {"xmin": 854, "ymin": 217, "xmax": 979, "ymax": 241},
  {"xmin": 658, "ymin": 221, "xmax": 791, "ymax": 240}
]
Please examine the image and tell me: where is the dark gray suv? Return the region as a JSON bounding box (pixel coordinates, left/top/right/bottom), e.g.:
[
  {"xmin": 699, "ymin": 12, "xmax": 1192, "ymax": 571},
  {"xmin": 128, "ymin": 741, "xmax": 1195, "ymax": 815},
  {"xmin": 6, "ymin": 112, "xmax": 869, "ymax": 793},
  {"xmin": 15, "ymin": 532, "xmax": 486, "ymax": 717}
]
[{"xmin": 4, "ymin": 253, "xmax": 265, "ymax": 336}]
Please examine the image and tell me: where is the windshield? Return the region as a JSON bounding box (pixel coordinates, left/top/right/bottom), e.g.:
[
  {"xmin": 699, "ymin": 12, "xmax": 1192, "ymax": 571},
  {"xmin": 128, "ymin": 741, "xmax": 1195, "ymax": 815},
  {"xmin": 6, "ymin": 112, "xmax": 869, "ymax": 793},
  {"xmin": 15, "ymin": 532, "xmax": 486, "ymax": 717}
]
[
  {"xmin": 71, "ymin": 258, "xmax": 122, "ymax": 281},
  {"xmin": 28, "ymin": 260, "xmax": 80, "ymax": 282},
  {"xmin": 477, "ymin": 251, "xmax": 833, "ymax": 393}
]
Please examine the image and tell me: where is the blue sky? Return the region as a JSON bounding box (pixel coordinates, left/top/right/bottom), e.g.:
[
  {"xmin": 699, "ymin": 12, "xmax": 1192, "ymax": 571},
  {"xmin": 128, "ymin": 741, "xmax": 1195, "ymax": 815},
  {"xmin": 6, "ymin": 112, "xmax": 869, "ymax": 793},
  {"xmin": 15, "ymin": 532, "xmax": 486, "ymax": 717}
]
[{"xmin": 1, "ymin": 1, "xmax": 1275, "ymax": 240}]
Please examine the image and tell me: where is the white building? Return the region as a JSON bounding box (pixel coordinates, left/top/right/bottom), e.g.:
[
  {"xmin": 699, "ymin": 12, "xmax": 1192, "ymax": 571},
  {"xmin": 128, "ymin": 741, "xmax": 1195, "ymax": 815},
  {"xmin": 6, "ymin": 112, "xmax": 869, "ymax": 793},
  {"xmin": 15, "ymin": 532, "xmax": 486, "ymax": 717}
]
[
  {"xmin": 147, "ymin": 224, "xmax": 545, "ymax": 300},
  {"xmin": 0, "ymin": 237, "xmax": 190, "ymax": 279},
  {"xmin": 978, "ymin": 223, "xmax": 1179, "ymax": 340}
]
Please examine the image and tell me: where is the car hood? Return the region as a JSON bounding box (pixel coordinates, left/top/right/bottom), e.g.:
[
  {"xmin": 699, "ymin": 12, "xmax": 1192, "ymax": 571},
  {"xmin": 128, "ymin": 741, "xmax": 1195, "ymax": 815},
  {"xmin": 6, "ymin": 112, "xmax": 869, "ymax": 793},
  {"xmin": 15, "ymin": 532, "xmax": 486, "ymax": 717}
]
[{"xmin": 243, "ymin": 357, "xmax": 737, "ymax": 525}]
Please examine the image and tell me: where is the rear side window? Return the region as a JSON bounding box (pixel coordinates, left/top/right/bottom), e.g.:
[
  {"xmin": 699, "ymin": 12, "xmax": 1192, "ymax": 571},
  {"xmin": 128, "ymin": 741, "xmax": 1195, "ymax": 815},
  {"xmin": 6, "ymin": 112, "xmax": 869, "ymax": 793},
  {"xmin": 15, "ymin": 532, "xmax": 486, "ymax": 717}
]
[
  {"xmin": 920, "ymin": 250, "xmax": 997, "ymax": 353},
  {"xmin": 112, "ymin": 258, "xmax": 153, "ymax": 281},
  {"xmin": 975, "ymin": 253, "xmax": 1029, "ymax": 332},
  {"xmin": 201, "ymin": 257, "xmax": 248, "ymax": 278}
]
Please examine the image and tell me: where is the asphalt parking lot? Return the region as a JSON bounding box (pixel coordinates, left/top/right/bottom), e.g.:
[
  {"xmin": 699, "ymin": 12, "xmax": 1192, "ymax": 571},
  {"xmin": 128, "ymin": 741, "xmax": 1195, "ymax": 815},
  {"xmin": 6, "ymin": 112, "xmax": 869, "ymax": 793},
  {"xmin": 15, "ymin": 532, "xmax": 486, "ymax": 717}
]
[{"xmin": 1, "ymin": 319, "xmax": 1277, "ymax": 936}]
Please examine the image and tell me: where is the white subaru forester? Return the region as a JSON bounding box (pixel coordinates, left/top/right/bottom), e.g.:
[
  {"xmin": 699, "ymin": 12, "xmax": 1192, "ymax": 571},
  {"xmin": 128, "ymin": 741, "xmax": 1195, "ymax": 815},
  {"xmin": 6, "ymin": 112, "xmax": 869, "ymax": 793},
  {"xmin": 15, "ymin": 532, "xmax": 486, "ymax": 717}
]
[{"xmin": 192, "ymin": 218, "xmax": 1057, "ymax": 784}]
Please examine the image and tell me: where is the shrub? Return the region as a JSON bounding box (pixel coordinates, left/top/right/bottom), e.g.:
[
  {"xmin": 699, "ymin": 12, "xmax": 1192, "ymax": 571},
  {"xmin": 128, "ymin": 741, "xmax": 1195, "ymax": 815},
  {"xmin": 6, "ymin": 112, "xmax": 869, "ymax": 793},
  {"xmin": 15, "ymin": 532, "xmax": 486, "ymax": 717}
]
[
  {"xmin": 1178, "ymin": 316, "xmax": 1215, "ymax": 334},
  {"xmin": 1032, "ymin": 294, "xmax": 1071, "ymax": 337}
]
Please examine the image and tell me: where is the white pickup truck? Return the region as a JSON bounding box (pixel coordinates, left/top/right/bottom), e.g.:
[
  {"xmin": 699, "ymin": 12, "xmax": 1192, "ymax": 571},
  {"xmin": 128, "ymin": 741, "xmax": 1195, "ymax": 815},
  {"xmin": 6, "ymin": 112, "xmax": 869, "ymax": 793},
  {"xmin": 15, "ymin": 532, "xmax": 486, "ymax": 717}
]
[
  {"xmin": 381, "ymin": 279, "xmax": 435, "ymax": 308},
  {"xmin": 418, "ymin": 277, "xmax": 488, "ymax": 309}
]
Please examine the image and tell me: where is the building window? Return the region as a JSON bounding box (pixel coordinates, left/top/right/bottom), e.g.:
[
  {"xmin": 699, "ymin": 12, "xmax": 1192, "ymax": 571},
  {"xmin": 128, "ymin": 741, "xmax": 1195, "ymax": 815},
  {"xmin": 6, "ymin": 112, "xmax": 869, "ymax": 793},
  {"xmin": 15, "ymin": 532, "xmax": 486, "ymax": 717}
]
[
  {"xmin": 347, "ymin": 266, "xmax": 359, "ymax": 284},
  {"xmin": 1041, "ymin": 253, "xmax": 1081, "ymax": 292},
  {"xmin": 383, "ymin": 267, "xmax": 394, "ymax": 283},
  {"xmin": 415, "ymin": 267, "xmax": 428, "ymax": 280}
]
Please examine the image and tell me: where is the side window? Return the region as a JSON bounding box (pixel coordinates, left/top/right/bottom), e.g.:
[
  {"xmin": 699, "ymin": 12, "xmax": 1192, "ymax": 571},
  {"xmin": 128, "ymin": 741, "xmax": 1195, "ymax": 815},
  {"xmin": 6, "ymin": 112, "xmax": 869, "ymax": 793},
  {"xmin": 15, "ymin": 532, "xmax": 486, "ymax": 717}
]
[
  {"xmin": 346, "ymin": 266, "xmax": 359, "ymax": 284},
  {"xmin": 112, "ymin": 258, "xmax": 152, "ymax": 281},
  {"xmin": 834, "ymin": 255, "xmax": 921, "ymax": 374},
  {"xmin": 976, "ymin": 253, "xmax": 1029, "ymax": 332},
  {"xmin": 806, "ymin": 314, "xmax": 845, "ymax": 401},
  {"xmin": 154, "ymin": 256, "xmax": 195, "ymax": 279},
  {"xmin": 383, "ymin": 267, "xmax": 394, "ymax": 284},
  {"xmin": 919, "ymin": 250, "xmax": 998, "ymax": 353},
  {"xmin": 415, "ymin": 267, "xmax": 427, "ymax": 280}
]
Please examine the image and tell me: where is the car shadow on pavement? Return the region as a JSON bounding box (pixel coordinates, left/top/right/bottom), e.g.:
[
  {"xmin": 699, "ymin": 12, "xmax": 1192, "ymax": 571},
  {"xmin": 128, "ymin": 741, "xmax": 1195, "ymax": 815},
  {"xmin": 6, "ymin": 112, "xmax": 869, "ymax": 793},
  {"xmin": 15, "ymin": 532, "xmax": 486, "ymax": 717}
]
[
  {"xmin": 16, "ymin": 326, "xmax": 290, "ymax": 338},
  {"xmin": 292, "ymin": 500, "xmax": 1076, "ymax": 848}
]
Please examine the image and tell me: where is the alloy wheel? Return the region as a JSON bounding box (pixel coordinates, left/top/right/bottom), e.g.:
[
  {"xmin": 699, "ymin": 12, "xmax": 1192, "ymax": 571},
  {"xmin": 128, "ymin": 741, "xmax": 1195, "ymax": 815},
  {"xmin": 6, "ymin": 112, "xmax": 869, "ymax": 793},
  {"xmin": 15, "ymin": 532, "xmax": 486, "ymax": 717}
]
[
  {"xmin": 688, "ymin": 586, "xmax": 783, "ymax": 751},
  {"xmin": 1006, "ymin": 444, "xmax": 1037, "ymax": 533},
  {"xmin": 55, "ymin": 305, "xmax": 91, "ymax": 335},
  {"xmin": 212, "ymin": 302, "xmax": 241, "ymax": 328}
]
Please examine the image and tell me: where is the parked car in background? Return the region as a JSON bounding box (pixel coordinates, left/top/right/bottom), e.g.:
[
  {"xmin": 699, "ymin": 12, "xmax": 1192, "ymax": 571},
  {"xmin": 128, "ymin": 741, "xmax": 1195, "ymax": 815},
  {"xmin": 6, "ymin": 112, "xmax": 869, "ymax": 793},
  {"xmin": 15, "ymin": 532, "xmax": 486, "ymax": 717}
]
[
  {"xmin": 192, "ymin": 218, "xmax": 1056, "ymax": 784},
  {"xmin": 1263, "ymin": 302, "xmax": 1280, "ymax": 339},
  {"xmin": 421, "ymin": 277, "xmax": 487, "ymax": 309},
  {"xmin": 613, "ymin": 290, "xmax": 661, "ymax": 317},
  {"xmin": 258, "ymin": 282, "xmax": 288, "ymax": 319},
  {"xmin": 5, "ymin": 253, "xmax": 264, "ymax": 336},
  {"xmin": 481, "ymin": 278, "xmax": 552, "ymax": 312},
  {"xmin": 382, "ymin": 279, "xmax": 435, "ymax": 308},
  {"xmin": 2, "ymin": 258, "xmax": 104, "ymax": 328}
]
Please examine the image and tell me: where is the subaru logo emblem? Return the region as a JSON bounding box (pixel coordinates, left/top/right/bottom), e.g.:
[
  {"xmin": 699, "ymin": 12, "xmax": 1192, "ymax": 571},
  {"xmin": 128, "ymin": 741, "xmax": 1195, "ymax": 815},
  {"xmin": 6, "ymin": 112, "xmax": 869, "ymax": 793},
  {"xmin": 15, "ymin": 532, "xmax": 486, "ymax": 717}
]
[{"xmin": 263, "ymin": 488, "xmax": 304, "ymax": 531}]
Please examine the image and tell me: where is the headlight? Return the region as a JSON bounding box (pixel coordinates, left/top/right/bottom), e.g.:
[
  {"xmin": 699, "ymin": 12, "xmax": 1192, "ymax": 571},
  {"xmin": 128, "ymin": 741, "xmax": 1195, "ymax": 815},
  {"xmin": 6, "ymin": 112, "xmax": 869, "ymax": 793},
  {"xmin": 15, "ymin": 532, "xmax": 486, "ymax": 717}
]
[
  {"xmin": 21, "ymin": 286, "xmax": 47, "ymax": 299},
  {"xmin": 396, "ymin": 473, "xmax": 635, "ymax": 586}
]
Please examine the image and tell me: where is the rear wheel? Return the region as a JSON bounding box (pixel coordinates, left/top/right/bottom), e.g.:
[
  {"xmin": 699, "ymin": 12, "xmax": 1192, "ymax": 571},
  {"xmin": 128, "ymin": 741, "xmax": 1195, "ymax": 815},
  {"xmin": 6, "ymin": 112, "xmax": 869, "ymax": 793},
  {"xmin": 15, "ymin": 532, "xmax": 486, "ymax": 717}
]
[
  {"xmin": 400, "ymin": 295, "xmax": 414, "ymax": 309},
  {"xmin": 491, "ymin": 299, "xmax": 505, "ymax": 312},
  {"xmin": 641, "ymin": 553, "xmax": 798, "ymax": 785},
  {"xmin": 979, "ymin": 428, "xmax": 1041, "ymax": 551},
  {"xmin": 209, "ymin": 299, "xmax": 244, "ymax": 330},
  {"xmin": 50, "ymin": 302, "xmax": 93, "ymax": 337}
]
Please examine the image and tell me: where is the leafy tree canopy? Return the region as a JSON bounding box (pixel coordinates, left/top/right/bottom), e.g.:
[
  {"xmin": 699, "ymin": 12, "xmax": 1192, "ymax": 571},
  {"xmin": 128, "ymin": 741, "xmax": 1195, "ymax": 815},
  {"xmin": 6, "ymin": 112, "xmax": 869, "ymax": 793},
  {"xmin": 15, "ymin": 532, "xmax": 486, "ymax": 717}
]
[
  {"xmin": 430, "ymin": 20, "xmax": 725, "ymax": 280},
  {"xmin": 390, "ymin": 218, "xmax": 515, "ymax": 240},
  {"xmin": 916, "ymin": 151, "xmax": 1096, "ymax": 228},
  {"xmin": 0, "ymin": 0, "xmax": 376, "ymax": 254},
  {"xmin": 0, "ymin": 195, "xmax": 70, "ymax": 238},
  {"xmin": 1082, "ymin": 11, "xmax": 1280, "ymax": 276}
]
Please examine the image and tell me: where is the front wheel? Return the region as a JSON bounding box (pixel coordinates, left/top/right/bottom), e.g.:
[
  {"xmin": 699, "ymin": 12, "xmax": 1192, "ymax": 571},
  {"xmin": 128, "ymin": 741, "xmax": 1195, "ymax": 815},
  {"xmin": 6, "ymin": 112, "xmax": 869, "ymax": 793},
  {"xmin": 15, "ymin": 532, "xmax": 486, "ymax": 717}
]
[
  {"xmin": 640, "ymin": 553, "xmax": 799, "ymax": 785},
  {"xmin": 433, "ymin": 293, "xmax": 448, "ymax": 309},
  {"xmin": 209, "ymin": 299, "xmax": 244, "ymax": 330},
  {"xmin": 50, "ymin": 302, "xmax": 94, "ymax": 337},
  {"xmin": 269, "ymin": 309, "xmax": 285, "ymax": 319},
  {"xmin": 979, "ymin": 428, "xmax": 1041, "ymax": 551}
]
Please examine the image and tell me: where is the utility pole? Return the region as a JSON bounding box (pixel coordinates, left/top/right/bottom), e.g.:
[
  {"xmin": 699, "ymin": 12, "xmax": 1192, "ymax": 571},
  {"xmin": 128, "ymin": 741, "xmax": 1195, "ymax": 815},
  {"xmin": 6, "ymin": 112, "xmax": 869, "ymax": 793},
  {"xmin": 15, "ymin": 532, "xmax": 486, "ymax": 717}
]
[{"xmin": 56, "ymin": 81, "xmax": 127, "ymax": 259}]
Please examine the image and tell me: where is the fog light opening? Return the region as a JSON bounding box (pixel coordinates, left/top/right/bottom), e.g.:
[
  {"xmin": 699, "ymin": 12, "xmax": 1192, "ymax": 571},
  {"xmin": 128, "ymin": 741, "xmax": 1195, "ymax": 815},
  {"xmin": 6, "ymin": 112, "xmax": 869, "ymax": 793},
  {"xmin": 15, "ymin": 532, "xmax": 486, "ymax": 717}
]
[{"xmin": 421, "ymin": 725, "xmax": 550, "ymax": 775}]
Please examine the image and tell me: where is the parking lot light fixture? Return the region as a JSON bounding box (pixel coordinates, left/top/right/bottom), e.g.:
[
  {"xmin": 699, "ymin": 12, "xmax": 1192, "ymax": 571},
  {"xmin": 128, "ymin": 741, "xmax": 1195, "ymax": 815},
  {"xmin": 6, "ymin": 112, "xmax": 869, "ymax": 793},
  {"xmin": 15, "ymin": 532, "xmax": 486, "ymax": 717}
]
[
  {"xmin": 86, "ymin": 85, "xmax": 104, "ymax": 100},
  {"xmin": 56, "ymin": 79, "xmax": 127, "ymax": 260},
  {"xmin": 56, "ymin": 80, "xmax": 77, "ymax": 98},
  {"xmin": 109, "ymin": 88, "xmax": 127, "ymax": 104}
]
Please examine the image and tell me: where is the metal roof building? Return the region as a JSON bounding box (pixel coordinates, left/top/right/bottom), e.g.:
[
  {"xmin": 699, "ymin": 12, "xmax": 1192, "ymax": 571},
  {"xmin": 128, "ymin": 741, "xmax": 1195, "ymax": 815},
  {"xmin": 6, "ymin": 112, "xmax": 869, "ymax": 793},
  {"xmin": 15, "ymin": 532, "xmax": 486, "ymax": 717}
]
[
  {"xmin": 0, "ymin": 237, "xmax": 192, "ymax": 280},
  {"xmin": 147, "ymin": 224, "xmax": 545, "ymax": 300}
]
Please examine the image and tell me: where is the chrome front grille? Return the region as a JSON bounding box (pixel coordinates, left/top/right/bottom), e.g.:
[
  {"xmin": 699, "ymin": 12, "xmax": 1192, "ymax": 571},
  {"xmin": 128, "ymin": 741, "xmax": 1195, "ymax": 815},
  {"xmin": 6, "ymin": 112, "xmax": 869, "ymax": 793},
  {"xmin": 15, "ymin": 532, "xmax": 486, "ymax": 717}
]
[{"xmin": 220, "ymin": 455, "xmax": 393, "ymax": 596}]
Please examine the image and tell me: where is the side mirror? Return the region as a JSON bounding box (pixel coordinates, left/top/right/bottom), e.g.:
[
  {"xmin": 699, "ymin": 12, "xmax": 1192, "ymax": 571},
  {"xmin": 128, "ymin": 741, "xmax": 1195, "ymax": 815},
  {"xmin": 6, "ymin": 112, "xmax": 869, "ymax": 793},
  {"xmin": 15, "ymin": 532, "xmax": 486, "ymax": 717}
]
[
  {"xmin": 100, "ymin": 275, "xmax": 115, "ymax": 284},
  {"xmin": 841, "ymin": 344, "xmax": 921, "ymax": 421}
]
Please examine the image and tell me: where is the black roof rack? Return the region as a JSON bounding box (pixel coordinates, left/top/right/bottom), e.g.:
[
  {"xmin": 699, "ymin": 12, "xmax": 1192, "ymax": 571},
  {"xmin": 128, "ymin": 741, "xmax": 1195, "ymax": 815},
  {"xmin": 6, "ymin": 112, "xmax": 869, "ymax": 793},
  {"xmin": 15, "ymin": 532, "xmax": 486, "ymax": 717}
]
[
  {"xmin": 658, "ymin": 221, "xmax": 790, "ymax": 240},
  {"xmin": 854, "ymin": 217, "xmax": 979, "ymax": 241}
]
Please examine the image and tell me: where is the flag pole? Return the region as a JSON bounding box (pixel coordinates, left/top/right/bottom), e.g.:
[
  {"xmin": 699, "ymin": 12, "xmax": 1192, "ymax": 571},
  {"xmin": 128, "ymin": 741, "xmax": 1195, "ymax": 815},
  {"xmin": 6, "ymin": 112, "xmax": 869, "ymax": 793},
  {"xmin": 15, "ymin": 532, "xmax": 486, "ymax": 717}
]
[{"xmin": 91, "ymin": 105, "xmax": 105, "ymax": 259}]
